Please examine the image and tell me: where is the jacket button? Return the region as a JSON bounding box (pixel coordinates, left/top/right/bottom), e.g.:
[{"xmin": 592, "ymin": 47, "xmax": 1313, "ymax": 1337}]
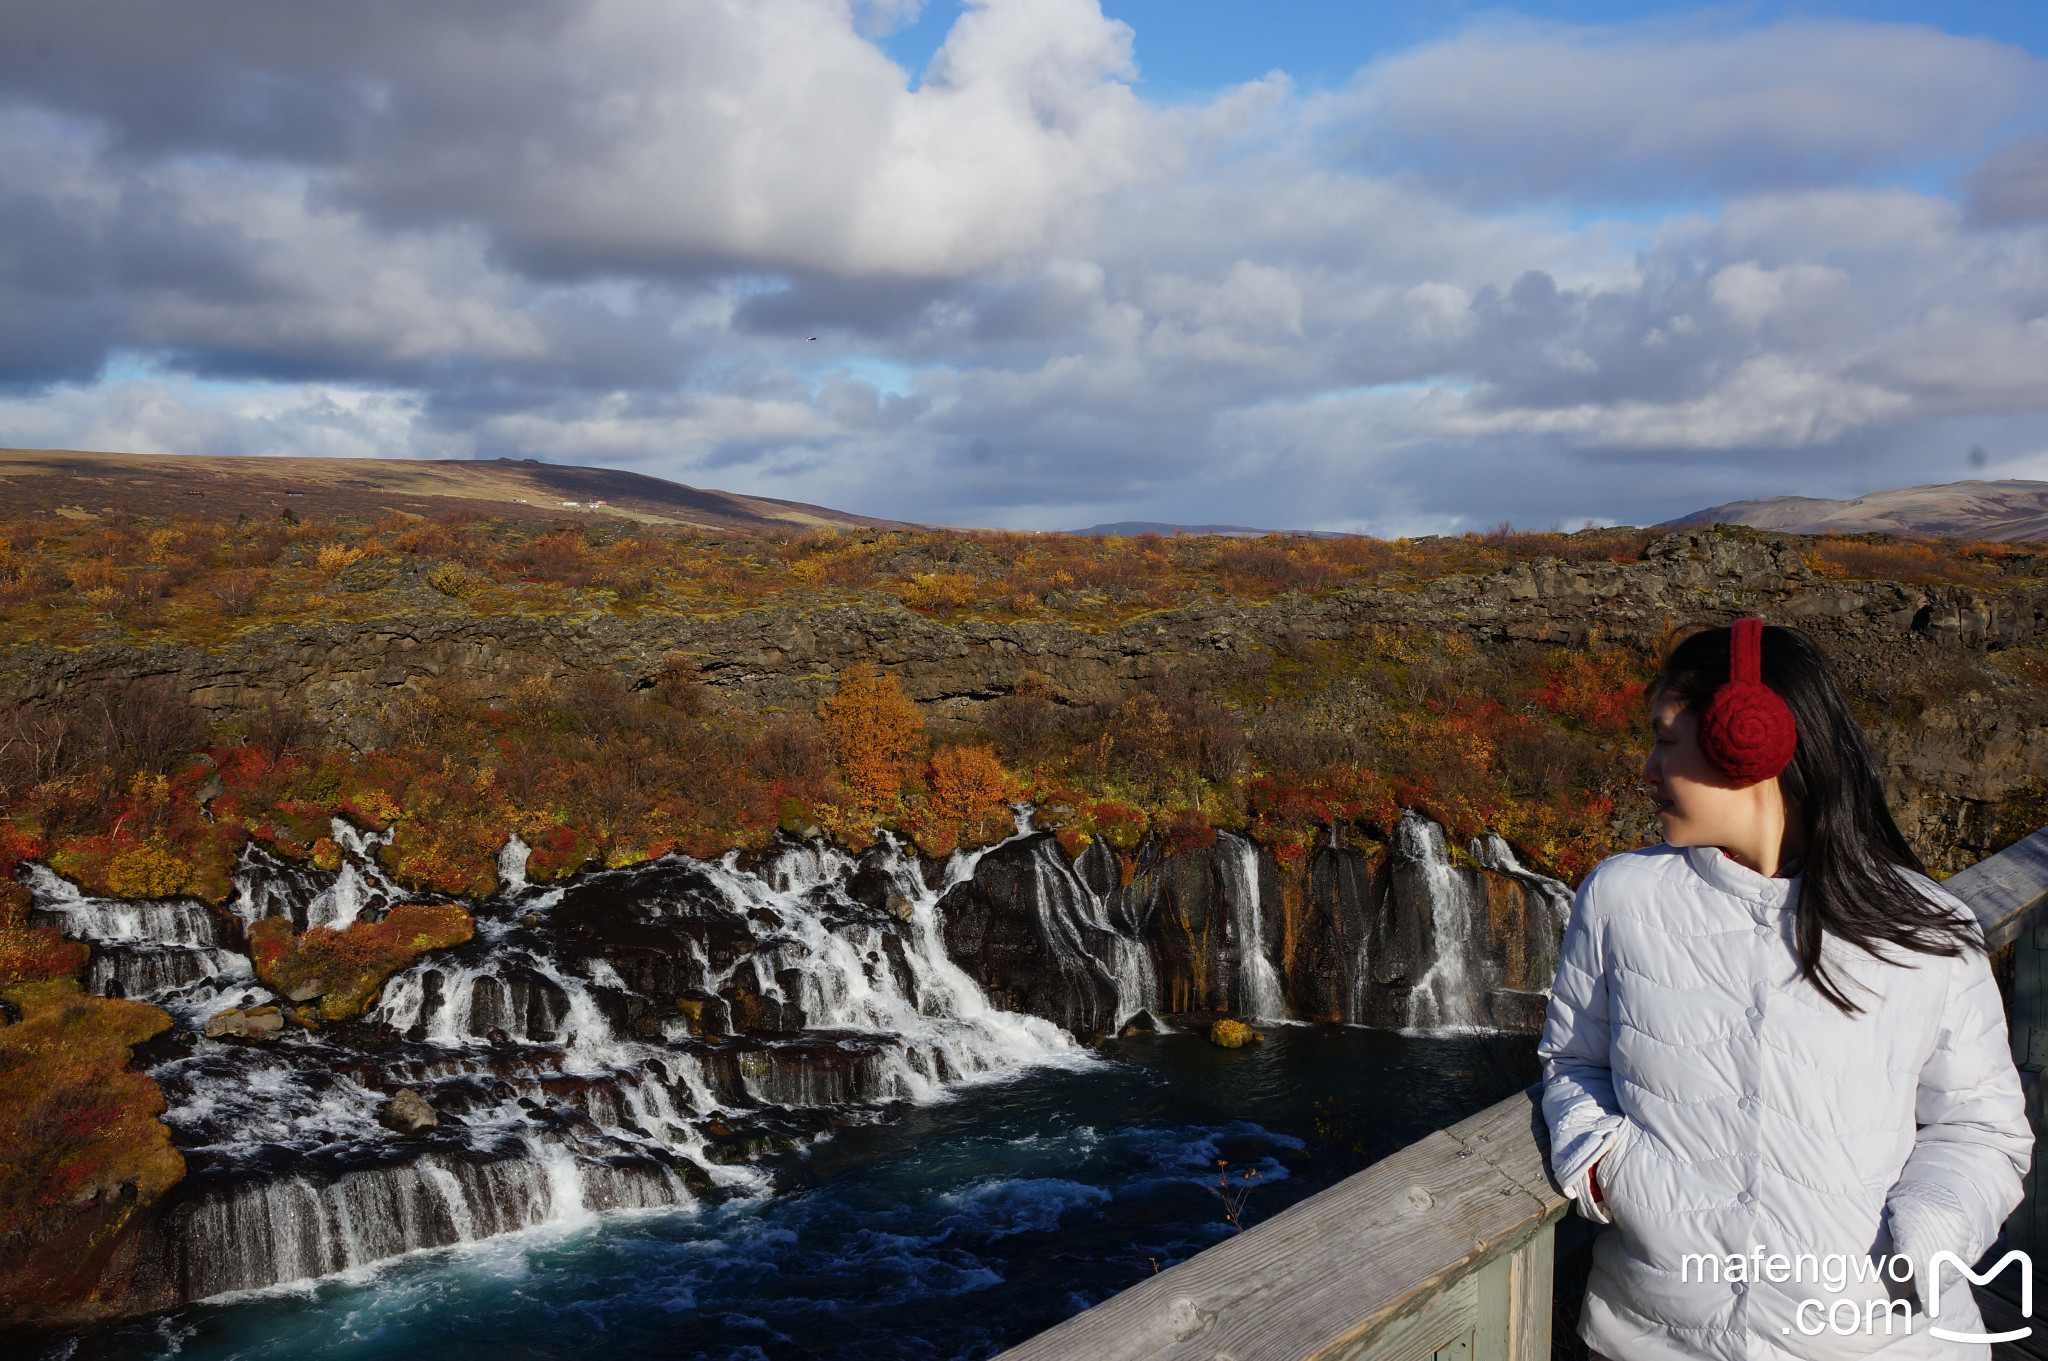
[
  {"xmin": 1738, "ymin": 1190, "xmax": 1754, "ymax": 1205},
  {"xmin": 1746, "ymin": 1007, "xmax": 1761, "ymax": 1019},
  {"xmin": 1732, "ymin": 1282, "xmax": 1747, "ymax": 1295},
  {"xmin": 1737, "ymin": 1097, "xmax": 1752, "ymax": 1110},
  {"xmin": 1754, "ymin": 925, "xmax": 1770, "ymax": 938}
]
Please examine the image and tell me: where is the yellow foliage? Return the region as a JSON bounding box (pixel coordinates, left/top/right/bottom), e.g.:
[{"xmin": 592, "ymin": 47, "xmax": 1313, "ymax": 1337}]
[
  {"xmin": 105, "ymin": 839, "xmax": 191, "ymax": 898},
  {"xmin": 350, "ymin": 788, "xmax": 403, "ymax": 827},
  {"xmin": 819, "ymin": 663, "xmax": 924, "ymax": 811},
  {"xmin": 315, "ymin": 543, "xmax": 366, "ymax": 576},
  {"xmin": 428, "ymin": 560, "xmax": 480, "ymax": 598},
  {"xmin": 898, "ymin": 572, "xmax": 979, "ymax": 612}
]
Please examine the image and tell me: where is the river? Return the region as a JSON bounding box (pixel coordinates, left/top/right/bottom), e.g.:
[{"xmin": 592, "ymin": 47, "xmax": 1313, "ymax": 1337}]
[{"xmin": 28, "ymin": 1025, "xmax": 1539, "ymax": 1361}]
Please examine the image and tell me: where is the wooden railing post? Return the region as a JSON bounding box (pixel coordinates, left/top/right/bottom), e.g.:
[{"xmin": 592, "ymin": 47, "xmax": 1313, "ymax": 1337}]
[{"xmin": 1946, "ymin": 827, "xmax": 2048, "ymax": 1278}]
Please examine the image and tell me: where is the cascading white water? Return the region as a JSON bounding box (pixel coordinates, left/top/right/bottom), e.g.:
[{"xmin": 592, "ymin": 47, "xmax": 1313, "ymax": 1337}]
[
  {"xmin": 222, "ymin": 819, "xmax": 401, "ymax": 932},
  {"xmin": 26, "ymin": 863, "xmax": 250, "ymax": 1008},
  {"xmin": 1017, "ymin": 839, "xmax": 1156, "ymax": 1031},
  {"xmin": 498, "ymin": 833, "xmax": 532, "ymax": 892},
  {"xmin": 171, "ymin": 1152, "xmax": 688, "ymax": 1299},
  {"xmin": 689, "ymin": 837, "xmax": 1080, "ymax": 1100},
  {"xmin": 1216, "ymin": 832, "xmax": 1287, "ymax": 1022},
  {"xmin": 22, "ymin": 804, "xmax": 1563, "ymax": 1309},
  {"xmin": 1471, "ymin": 833, "xmax": 1574, "ymax": 946},
  {"xmin": 1400, "ymin": 814, "xmax": 1487, "ymax": 1031},
  {"xmin": 10, "ymin": 821, "xmax": 1098, "ymax": 1305}
]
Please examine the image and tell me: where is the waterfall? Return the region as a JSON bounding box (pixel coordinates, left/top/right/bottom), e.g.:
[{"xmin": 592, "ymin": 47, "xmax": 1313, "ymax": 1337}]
[
  {"xmin": 1399, "ymin": 813, "xmax": 1488, "ymax": 1032},
  {"xmin": 22, "ymin": 824, "xmax": 1083, "ymax": 1306},
  {"xmin": 1018, "ymin": 841, "xmax": 1154, "ymax": 1033},
  {"xmin": 223, "ymin": 819, "xmax": 401, "ymax": 933},
  {"xmin": 1216, "ymin": 832, "xmax": 1286, "ymax": 1022},
  {"xmin": 27, "ymin": 863, "xmax": 250, "ymax": 1009},
  {"xmin": 498, "ymin": 833, "xmax": 532, "ymax": 893}
]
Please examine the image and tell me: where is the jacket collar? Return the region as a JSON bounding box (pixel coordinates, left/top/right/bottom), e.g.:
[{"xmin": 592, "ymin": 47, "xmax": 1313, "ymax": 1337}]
[{"xmin": 1684, "ymin": 845, "xmax": 1799, "ymax": 905}]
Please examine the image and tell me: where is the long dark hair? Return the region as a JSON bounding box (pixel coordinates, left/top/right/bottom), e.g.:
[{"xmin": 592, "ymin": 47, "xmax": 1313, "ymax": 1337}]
[{"xmin": 1654, "ymin": 622, "xmax": 1980, "ymax": 1013}]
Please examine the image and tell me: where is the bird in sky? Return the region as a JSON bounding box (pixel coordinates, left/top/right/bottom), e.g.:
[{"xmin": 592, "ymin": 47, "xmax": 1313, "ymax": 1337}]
[{"xmin": 807, "ymin": 336, "xmax": 817, "ymax": 341}]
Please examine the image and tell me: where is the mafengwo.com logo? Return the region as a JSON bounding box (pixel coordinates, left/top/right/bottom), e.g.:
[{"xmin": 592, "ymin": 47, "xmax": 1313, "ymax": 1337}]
[
  {"xmin": 1681, "ymin": 1247, "xmax": 2031, "ymax": 1342},
  {"xmin": 1925, "ymin": 1251, "xmax": 2031, "ymax": 1345}
]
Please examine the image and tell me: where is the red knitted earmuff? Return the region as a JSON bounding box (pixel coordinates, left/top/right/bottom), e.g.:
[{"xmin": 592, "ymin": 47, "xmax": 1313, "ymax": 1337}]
[{"xmin": 1696, "ymin": 617, "xmax": 1797, "ymax": 786}]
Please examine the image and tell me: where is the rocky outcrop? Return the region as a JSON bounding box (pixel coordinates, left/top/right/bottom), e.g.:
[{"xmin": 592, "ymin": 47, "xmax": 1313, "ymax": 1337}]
[
  {"xmin": 377, "ymin": 1088, "xmax": 438, "ymax": 1135},
  {"xmin": 5, "ymin": 530, "xmax": 2045, "ymax": 871},
  {"xmin": 936, "ymin": 811, "xmax": 1571, "ymax": 1040}
]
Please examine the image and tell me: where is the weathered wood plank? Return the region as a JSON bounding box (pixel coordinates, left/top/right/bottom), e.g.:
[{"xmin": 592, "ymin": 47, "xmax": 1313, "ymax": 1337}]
[
  {"xmin": 1469, "ymin": 1249, "xmax": 1511, "ymax": 1359},
  {"xmin": 1324, "ymin": 1270, "xmax": 1477, "ymax": 1361},
  {"xmin": 1949, "ymin": 827, "xmax": 2048, "ymax": 950},
  {"xmin": 1506, "ymin": 1226, "xmax": 1554, "ymax": 1361},
  {"xmin": 991, "ymin": 1089, "xmax": 1567, "ymax": 1361}
]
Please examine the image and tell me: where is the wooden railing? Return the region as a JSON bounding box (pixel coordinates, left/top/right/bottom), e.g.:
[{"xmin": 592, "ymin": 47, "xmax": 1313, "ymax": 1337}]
[{"xmin": 994, "ymin": 828, "xmax": 2048, "ymax": 1361}]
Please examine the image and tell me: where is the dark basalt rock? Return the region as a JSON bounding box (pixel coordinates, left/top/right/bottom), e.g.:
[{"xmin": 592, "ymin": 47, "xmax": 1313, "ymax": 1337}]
[{"xmin": 937, "ymin": 833, "xmax": 1122, "ymax": 1040}]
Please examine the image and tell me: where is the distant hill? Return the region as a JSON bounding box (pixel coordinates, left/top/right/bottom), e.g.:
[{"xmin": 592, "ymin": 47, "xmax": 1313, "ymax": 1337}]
[
  {"xmin": 1659, "ymin": 479, "xmax": 2048, "ymax": 542},
  {"xmin": 0, "ymin": 449, "xmax": 924, "ymax": 534},
  {"xmin": 1062, "ymin": 520, "xmax": 1351, "ymax": 539}
]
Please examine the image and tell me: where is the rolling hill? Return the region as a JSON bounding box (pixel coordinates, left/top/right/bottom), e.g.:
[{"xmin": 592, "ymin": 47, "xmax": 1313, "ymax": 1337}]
[
  {"xmin": 1659, "ymin": 479, "xmax": 2048, "ymax": 541},
  {"xmin": 0, "ymin": 448, "xmax": 924, "ymax": 533}
]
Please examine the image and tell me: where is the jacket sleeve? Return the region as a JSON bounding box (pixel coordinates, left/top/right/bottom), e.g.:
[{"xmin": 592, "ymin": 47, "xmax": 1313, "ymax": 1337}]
[
  {"xmin": 1540, "ymin": 868, "xmax": 1627, "ymax": 1225},
  {"xmin": 1882, "ymin": 935, "xmax": 2033, "ymax": 1286}
]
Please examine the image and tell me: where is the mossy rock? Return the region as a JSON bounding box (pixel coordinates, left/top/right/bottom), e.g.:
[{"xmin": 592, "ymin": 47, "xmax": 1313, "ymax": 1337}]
[{"xmin": 1208, "ymin": 1018, "xmax": 1263, "ymax": 1049}]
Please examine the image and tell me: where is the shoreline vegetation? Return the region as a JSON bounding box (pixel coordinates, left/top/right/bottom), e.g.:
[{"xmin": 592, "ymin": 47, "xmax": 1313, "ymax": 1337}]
[{"xmin": 3, "ymin": 507, "xmax": 2044, "ymax": 1322}]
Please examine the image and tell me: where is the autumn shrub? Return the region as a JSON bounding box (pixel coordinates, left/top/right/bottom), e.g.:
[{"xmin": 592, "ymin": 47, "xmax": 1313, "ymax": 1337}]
[
  {"xmin": 1219, "ymin": 539, "xmax": 1331, "ymax": 594},
  {"xmin": 103, "ymin": 837, "xmax": 191, "ymax": 898},
  {"xmin": 897, "ymin": 572, "xmax": 979, "ymax": 613},
  {"xmin": 521, "ymin": 530, "xmax": 597, "ymax": 586},
  {"xmin": 749, "ymin": 714, "xmax": 833, "ymax": 788},
  {"xmin": 314, "ymin": 543, "xmax": 366, "ymax": 577},
  {"xmin": 395, "ymin": 524, "xmax": 457, "ymax": 557},
  {"xmin": 915, "ymin": 744, "xmax": 1011, "ymax": 854},
  {"xmin": 1801, "ymin": 535, "xmax": 1984, "ymax": 586},
  {"xmin": 92, "ymin": 677, "xmax": 208, "ymax": 774},
  {"xmin": 208, "ymin": 569, "xmax": 262, "ymax": 615},
  {"xmin": 428, "ymin": 560, "xmax": 482, "ymax": 598},
  {"xmin": 819, "ymin": 664, "xmax": 924, "ymax": 812},
  {"xmin": 1527, "ymin": 646, "xmax": 1649, "ymax": 737},
  {"xmin": 987, "ymin": 671, "xmax": 1062, "ymax": 764}
]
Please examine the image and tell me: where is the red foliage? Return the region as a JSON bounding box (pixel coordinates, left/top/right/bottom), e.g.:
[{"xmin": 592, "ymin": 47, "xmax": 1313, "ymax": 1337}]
[{"xmin": 1527, "ymin": 648, "xmax": 1647, "ymax": 737}]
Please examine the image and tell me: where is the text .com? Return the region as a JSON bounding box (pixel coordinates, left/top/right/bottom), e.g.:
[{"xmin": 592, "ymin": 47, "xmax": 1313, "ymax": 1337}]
[{"xmin": 1679, "ymin": 1246, "xmax": 2032, "ymax": 1342}]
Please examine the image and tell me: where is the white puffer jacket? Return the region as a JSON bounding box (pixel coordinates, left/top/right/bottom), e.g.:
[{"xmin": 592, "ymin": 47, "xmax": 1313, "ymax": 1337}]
[{"xmin": 1541, "ymin": 844, "xmax": 2032, "ymax": 1360}]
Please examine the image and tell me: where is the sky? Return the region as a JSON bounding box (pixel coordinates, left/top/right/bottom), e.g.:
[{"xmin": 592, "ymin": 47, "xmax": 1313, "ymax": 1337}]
[{"xmin": 4, "ymin": 2, "xmax": 2048, "ymax": 534}]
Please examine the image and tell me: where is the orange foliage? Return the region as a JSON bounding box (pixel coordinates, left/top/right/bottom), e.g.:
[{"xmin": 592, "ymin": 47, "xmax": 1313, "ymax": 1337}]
[
  {"xmin": 0, "ymin": 980, "xmax": 182, "ymax": 1237},
  {"xmin": 819, "ymin": 664, "xmax": 925, "ymax": 812},
  {"xmin": 1802, "ymin": 536, "xmax": 1980, "ymax": 586},
  {"xmin": 915, "ymin": 744, "xmax": 1011, "ymax": 855}
]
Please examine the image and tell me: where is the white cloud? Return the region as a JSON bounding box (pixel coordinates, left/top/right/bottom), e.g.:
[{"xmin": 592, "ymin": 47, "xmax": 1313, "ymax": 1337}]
[
  {"xmin": 1334, "ymin": 16, "xmax": 2043, "ymax": 203},
  {"xmin": 1, "ymin": 4, "xmax": 2047, "ymax": 533}
]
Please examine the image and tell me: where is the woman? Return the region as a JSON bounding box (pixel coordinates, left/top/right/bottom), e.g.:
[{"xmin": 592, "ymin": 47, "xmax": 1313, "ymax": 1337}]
[{"xmin": 1540, "ymin": 619, "xmax": 2032, "ymax": 1360}]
